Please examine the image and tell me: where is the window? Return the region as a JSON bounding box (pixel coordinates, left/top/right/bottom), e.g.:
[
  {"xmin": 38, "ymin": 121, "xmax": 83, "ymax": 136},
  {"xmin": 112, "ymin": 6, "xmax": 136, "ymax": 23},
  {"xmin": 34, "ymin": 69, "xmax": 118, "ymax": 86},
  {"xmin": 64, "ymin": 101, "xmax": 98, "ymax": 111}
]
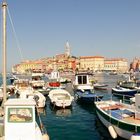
[
  {"xmin": 8, "ymin": 108, "xmax": 33, "ymax": 123},
  {"xmin": 83, "ymin": 76, "xmax": 87, "ymax": 84},
  {"xmin": 78, "ymin": 76, "xmax": 82, "ymax": 84},
  {"xmin": 78, "ymin": 75, "xmax": 87, "ymax": 84}
]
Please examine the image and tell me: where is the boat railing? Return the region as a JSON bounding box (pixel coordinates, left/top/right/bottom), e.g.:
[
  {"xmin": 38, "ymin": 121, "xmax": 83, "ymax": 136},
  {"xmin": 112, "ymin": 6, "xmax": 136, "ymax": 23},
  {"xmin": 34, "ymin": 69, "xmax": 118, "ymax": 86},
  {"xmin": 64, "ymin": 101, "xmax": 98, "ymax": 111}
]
[
  {"xmin": 96, "ymin": 93, "xmax": 134, "ymax": 106},
  {"xmin": 111, "ymin": 92, "xmax": 134, "ymax": 104},
  {"xmin": 106, "ymin": 94, "xmax": 138, "ymax": 115}
]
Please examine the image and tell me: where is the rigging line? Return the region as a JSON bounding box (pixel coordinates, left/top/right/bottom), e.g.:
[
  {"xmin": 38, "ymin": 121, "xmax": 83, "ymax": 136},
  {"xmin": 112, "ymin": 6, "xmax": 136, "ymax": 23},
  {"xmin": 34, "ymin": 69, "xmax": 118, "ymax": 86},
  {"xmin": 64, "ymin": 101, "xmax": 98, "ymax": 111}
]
[{"xmin": 7, "ymin": 7, "xmax": 24, "ymax": 61}]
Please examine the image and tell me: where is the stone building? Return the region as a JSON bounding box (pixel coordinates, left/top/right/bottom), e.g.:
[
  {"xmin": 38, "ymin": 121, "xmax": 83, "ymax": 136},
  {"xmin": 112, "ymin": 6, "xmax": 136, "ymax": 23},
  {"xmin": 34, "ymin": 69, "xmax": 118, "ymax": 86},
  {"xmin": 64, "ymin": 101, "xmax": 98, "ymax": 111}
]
[
  {"xmin": 104, "ymin": 58, "xmax": 128, "ymax": 73},
  {"xmin": 79, "ymin": 56, "xmax": 104, "ymax": 72}
]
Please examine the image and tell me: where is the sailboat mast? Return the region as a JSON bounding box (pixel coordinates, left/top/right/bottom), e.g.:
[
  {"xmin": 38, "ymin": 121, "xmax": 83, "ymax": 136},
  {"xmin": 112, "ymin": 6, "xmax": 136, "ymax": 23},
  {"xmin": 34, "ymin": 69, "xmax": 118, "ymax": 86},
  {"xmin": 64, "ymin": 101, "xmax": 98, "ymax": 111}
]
[{"xmin": 2, "ymin": 1, "xmax": 7, "ymax": 103}]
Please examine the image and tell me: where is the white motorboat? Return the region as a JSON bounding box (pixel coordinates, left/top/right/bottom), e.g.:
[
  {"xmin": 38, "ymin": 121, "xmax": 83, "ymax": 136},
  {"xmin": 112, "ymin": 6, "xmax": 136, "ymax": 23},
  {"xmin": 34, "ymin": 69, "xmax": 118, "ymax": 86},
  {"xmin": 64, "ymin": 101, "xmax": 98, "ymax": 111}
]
[
  {"xmin": 29, "ymin": 72, "xmax": 48, "ymax": 96},
  {"xmin": 48, "ymin": 89, "xmax": 74, "ymax": 108},
  {"xmin": 30, "ymin": 72, "xmax": 46, "ymax": 90}
]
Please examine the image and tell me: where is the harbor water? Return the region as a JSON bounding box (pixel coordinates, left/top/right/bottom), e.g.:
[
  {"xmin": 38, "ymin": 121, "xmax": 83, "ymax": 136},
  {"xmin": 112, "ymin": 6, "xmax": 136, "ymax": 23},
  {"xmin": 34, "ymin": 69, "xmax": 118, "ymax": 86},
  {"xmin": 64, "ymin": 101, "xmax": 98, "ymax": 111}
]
[{"xmin": 39, "ymin": 73, "xmax": 126, "ymax": 140}]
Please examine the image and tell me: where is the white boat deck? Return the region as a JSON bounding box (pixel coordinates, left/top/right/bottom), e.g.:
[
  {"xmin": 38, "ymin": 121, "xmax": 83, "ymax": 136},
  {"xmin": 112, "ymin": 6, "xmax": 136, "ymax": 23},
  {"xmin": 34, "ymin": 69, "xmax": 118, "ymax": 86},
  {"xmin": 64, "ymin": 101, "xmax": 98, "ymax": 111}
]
[{"xmin": 4, "ymin": 99, "xmax": 36, "ymax": 106}]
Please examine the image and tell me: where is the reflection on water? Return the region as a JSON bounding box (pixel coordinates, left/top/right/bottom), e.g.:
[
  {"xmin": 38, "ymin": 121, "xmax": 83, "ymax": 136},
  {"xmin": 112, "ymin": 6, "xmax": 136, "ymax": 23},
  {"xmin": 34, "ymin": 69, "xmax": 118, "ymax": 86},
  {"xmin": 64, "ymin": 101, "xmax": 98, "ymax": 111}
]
[
  {"xmin": 54, "ymin": 109, "xmax": 72, "ymax": 117},
  {"xmin": 76, "ymin": 99, "xmax": 95, "ymax": 114},
  {"xmin": 95, "ymin": 117, "xmax": 126, "ymax": 140},
  {"xmin": 95, "ymin": 117, "xmax": 113, "ymax": 140},
  {"xmin": 49, "ymin": 102, "xmax": 72, "ymax": 117}
]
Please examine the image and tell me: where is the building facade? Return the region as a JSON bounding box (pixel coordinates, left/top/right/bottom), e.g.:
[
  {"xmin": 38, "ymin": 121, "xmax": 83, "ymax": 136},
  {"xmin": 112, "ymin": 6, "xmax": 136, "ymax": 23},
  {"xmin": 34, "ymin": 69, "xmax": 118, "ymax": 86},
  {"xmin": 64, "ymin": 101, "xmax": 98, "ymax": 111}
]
[
  {"xmin": 12, "ymin": 56, "xmax": 129, "ymax": 74},
  {"xmin": 104, "ymin": 58, "xmax": 128, "ymax": 73},
  {"xmin": 79, "ymin": 56, "xmax": 104, "ymax": 72}
]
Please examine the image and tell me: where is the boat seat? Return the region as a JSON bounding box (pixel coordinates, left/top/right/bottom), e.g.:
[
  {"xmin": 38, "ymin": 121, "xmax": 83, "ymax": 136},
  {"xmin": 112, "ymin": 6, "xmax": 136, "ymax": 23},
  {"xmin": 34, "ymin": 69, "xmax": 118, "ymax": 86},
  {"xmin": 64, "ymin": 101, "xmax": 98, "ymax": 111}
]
[
  {"xmin": 101, "ymin": 104, "xmax": 123, "ymax": 110},
  {"xmin": 122, "ymin": 109, "xmax": 135, "ymax": 118},
  {"xmin": 122, "ymin": 114, "xmax": 130, "ymax": 118},
  {"xmin": 110, "ymin": 110, "xmax": 123, "ymax": 120}
]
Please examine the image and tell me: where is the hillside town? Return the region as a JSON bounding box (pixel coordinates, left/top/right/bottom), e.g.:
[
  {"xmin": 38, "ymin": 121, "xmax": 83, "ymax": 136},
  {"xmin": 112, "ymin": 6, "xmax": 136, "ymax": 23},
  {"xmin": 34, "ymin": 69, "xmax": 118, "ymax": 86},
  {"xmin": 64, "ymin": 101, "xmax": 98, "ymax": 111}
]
[{"xmin": 12, "ymin": 42, "xmax": 134, "ymax": 74}]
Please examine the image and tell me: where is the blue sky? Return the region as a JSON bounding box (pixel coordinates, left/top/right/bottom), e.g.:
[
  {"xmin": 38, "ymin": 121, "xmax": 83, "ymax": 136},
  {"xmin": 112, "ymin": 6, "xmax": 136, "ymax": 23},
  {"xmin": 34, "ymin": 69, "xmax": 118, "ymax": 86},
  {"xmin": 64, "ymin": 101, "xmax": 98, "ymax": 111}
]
[{"xmin": 0, "ymin": 0, "xmax": 140, "ymax": 71}]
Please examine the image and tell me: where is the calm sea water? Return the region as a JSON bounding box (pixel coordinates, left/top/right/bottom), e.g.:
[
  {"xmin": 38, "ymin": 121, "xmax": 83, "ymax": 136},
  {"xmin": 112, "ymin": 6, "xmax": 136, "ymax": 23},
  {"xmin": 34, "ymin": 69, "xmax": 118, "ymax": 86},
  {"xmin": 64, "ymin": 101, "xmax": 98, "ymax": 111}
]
[{"xmin": 39, "ymin": 73, "xmax": 127, "ymax": 140}]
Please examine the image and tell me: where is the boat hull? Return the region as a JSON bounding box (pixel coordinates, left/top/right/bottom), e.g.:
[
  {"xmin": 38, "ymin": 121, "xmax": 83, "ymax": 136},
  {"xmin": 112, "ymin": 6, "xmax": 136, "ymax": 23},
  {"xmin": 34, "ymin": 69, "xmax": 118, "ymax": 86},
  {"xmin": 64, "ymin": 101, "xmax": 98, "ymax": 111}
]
[
  {"xmin": 75, "ymin": 90, "xmax": 103, "ymax": 102},
  {"xmin": 50, "ymin": 100, "xmax": 72, "ymax": 109},
  {"xmin": 112, "ymin": 87, "xmax": 137, "ymax": 97},
  {"xmin": 94, "ymin": 86, "xmax": 108, "ymax": 90},
  {"xmin": 94, "ymin": 84, "xmax": 108, "ymax": 90},
  {"xmin": 73, "ymin": 84, "xmax": 94, "ymax": 91}
]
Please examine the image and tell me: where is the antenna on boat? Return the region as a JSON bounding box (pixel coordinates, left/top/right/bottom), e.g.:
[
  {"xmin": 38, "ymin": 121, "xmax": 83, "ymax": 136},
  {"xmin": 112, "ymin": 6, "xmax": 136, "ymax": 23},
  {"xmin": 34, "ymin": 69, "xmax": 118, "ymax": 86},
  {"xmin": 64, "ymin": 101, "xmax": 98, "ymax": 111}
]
[{"xmin": 2, "ymin": 0, "xmax": 7, "ymax": 104}]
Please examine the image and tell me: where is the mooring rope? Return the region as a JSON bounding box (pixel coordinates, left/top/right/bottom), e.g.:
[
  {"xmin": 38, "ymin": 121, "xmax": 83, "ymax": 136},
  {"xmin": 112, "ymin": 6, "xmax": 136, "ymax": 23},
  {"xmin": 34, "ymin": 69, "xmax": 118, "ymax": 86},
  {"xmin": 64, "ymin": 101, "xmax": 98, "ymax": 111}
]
[
  {"xmin": 36, "ymin": 105, "xmax": 48, "ymax": 134},
  {"xmin": 7, "ymin": 7, "xmax": 24, "ymax": 61}
]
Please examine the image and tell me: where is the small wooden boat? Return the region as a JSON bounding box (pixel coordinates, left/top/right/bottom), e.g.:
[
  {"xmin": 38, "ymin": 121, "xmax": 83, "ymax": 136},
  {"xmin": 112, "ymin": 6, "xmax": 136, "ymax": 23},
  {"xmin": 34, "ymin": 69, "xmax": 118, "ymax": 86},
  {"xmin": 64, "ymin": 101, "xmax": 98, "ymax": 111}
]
[
  {"xmin": 94, "ymin": 83, "xmax": 108, "ymax": 90},
  {"xmin": 95, "ymin": 94, "xmax": 140, "ymax": 139}
]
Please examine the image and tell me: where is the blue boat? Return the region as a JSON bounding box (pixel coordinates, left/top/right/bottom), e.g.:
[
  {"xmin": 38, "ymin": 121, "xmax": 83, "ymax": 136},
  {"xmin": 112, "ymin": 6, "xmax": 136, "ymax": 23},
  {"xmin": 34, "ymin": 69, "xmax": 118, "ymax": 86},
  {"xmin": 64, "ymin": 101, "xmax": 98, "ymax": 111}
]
[
  {"xmin": 112, "ymin": 86, "xmax": 137, "ymax": 97},
  {"xmin": 75, "ymin": 89, "xmax": 103, "ymax": 102}
]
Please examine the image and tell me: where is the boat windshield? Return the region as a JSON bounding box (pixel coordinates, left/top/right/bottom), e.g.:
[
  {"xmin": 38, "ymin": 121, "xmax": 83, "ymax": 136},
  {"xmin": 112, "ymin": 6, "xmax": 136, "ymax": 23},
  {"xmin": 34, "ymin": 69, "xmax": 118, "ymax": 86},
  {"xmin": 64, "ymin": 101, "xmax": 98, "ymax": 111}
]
[
  {"xmin": 8, "ymin": 108, "xmax": 33, "ymax": 123},
  {"xmin": 78, "ymin": 75, "xmax": 87, "ymax": 84}
]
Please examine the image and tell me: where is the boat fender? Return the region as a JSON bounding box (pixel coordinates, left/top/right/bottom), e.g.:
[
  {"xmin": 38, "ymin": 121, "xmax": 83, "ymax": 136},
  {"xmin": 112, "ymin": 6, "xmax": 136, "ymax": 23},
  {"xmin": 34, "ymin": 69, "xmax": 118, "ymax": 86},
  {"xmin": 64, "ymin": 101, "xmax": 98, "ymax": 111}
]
[
  {"xmin": 108, "ymin": 125, "xmax": 117, "ymax": 139},
  {"xmin": 42, "ymin": 133, "xmax": 50, "ymax": 140},
  {"xmin": 131, "ymin": 133, "xmax": 140, "ymax": 140}
]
